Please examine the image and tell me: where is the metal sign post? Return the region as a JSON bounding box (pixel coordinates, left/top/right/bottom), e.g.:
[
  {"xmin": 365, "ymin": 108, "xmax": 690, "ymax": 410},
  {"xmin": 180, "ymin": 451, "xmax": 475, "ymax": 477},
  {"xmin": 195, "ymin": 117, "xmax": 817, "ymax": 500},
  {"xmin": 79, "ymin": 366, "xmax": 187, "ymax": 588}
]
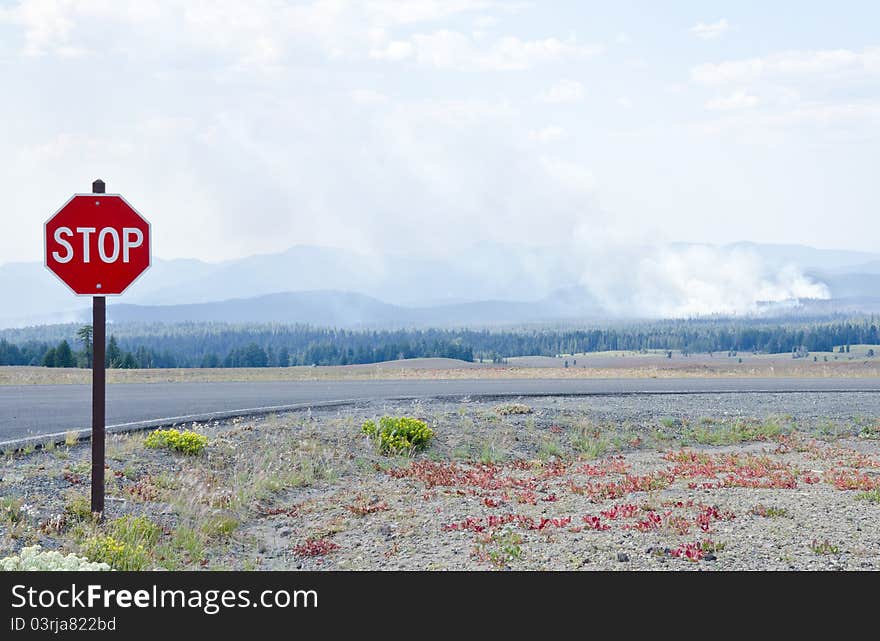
[{"xmin": 91, "ymin": 179, "xmax": 106, "ymax": 516}]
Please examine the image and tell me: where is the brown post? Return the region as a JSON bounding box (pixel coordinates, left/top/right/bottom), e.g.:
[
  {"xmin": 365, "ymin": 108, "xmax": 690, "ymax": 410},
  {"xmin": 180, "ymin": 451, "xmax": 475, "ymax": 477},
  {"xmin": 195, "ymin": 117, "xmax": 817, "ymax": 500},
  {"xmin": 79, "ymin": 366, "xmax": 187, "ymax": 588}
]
[{"xmin": 91, "ymin": 178, "xmax": 106, "ymax": 516}]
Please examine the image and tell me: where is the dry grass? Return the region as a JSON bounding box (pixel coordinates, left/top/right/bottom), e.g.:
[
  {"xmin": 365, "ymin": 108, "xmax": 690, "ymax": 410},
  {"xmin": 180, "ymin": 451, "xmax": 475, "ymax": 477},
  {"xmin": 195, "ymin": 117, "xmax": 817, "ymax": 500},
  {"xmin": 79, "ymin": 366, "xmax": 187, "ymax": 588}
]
[{"xmin": 4, "ymin": 355, "xmax": 880, "ymax": 386}]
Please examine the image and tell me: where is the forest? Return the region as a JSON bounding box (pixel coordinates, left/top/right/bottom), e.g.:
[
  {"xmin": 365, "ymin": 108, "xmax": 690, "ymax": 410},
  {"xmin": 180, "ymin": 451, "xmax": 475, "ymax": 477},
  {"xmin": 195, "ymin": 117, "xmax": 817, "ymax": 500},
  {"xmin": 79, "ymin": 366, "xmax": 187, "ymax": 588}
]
[{"xmin": 0, "ymin": 317, "xmax": 879, "ymax": 369}]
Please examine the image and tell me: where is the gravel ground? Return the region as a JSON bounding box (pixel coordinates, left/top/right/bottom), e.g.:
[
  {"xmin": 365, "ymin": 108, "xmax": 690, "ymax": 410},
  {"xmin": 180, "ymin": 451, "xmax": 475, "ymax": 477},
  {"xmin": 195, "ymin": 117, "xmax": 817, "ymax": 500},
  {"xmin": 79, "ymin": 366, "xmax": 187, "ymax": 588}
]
[{"xmin": 2, "ymin": 392, "xmax": 879, "ymax": 571}]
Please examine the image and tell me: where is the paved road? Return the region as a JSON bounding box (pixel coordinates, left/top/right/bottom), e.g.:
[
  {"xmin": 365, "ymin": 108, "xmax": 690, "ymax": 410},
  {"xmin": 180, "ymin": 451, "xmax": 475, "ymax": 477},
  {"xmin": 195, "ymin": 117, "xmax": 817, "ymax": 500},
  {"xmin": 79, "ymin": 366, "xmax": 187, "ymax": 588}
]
[{"xmin": 3, "ymin": 377, "xmax": 880, "ymax": 444}]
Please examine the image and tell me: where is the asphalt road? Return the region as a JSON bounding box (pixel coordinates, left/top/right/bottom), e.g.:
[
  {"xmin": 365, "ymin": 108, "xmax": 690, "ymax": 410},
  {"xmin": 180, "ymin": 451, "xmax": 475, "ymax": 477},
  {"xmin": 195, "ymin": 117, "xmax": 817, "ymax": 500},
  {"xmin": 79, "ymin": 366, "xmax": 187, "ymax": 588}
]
[{"xmin": 3, "ymin": 377, "xmax": 880, "ymax": 445}]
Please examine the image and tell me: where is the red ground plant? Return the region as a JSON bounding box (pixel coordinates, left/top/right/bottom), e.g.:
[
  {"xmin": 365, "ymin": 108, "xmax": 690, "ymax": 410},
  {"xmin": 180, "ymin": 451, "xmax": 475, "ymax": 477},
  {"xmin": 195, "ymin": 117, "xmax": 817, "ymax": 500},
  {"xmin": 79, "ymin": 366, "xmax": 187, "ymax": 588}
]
[{"xmin": 294, "ymin": 538, "xmax": 339, "ymax": 557}]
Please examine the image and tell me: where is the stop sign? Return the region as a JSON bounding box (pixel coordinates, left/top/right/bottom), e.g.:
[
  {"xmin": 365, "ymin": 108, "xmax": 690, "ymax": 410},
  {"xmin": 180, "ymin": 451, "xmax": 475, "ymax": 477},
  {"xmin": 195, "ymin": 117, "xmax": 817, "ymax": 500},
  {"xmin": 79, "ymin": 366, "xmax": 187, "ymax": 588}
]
[{"xmin": 44, "ymin": 193, "xmax": 151, "ymax": 295}]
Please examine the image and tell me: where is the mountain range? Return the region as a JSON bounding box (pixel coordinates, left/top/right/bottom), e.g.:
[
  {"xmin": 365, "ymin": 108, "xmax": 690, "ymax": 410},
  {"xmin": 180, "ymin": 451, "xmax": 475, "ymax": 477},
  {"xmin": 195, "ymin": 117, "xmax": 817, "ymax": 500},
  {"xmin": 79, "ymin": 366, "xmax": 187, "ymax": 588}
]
[{"xmin": 2, "ymin": 241, "xmax": 880, "ymax": 328}]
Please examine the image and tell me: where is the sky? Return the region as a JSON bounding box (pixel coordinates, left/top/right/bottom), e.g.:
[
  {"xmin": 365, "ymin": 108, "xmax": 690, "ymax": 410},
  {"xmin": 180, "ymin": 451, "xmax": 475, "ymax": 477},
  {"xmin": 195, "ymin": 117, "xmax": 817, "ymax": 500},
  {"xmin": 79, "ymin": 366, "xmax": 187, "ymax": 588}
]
[{"xmin": 1, "ymin": 0, "xmax": 879, "ymax": 267}]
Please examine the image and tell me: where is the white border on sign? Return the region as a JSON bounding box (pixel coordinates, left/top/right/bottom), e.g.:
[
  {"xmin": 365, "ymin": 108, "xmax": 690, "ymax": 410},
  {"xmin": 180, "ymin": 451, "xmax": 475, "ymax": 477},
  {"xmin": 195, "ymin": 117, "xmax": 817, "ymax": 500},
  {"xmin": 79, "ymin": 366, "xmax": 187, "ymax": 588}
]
[{"xmin": 43, "ymin": 192, "xmax": 152, "ymax": 297}]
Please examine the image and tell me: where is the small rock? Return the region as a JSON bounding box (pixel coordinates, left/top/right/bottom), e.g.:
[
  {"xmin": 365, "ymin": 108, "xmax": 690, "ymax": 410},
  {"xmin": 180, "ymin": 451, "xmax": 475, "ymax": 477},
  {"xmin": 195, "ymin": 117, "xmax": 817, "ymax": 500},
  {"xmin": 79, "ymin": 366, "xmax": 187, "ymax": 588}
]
[
  {"xmin": 703, "ymin": 553, "xmax": 717, "ymax": 562},
  {"xmin": 617, "ymin": 552, "xmax": 630, "ymax": 562},
  {"xmin": 379, "ymin": 525, "xmax": 394, "ymax": 538},
  {"xmin": 277, "ymin": 527, "xmax": 292, "ymax": 537}
]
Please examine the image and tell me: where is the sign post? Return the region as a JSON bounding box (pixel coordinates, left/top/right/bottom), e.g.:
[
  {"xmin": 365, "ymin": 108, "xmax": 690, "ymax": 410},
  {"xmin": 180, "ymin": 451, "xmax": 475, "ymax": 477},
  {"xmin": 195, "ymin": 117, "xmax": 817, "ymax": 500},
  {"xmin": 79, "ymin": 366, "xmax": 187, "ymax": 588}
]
[
  {"xmin": 44, "ymin": 180, "xmax": 151, "ymax": 516},
  {"xmin": 91, "ymin": 180, "xmax": 107, "ymax": 516}
]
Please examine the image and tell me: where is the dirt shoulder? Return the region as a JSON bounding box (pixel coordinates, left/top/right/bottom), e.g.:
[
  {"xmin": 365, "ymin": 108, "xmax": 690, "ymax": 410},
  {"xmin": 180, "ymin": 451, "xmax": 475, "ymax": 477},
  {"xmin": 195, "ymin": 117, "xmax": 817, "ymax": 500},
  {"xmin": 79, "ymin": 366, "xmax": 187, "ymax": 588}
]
[{"xmin": 2, "ymin": 395, "xmax": 879, "ymax": 571}]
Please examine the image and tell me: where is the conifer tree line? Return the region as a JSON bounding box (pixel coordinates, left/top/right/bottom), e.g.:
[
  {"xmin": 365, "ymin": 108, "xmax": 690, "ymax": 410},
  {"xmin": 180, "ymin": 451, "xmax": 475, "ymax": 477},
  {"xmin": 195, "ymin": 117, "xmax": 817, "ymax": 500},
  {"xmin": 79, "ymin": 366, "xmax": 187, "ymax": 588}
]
[{"xmin": 0, "ymin": 318, "xmax": 878, "ymax": 369}]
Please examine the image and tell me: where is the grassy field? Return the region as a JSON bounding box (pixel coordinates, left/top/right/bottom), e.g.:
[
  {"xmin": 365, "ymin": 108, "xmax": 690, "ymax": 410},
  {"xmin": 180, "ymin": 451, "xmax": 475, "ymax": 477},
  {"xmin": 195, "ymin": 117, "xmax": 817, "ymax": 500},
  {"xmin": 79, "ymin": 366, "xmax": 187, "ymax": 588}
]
[{"xmin": 2, "ymin": 347, "xmax": 880, "ymax": 385}]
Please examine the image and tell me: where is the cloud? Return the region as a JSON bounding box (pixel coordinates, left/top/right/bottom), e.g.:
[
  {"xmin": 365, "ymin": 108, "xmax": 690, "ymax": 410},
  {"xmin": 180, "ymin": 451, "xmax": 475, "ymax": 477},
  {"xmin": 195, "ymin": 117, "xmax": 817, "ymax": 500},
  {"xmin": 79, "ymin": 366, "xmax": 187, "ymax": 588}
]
[
  {"xmin": 369, "ymin": 40, "xmax": 414, "ymax": 61},
  {"xmin": 0, "ymin": 0, "xmax": 513, "ymax": 64},
  {"xmin": 363, "ymin": 0, "xmax": 500, "ymax": 25},
  {"xmin": 692, "ymin": 47, "xmax": 880, "ymax": 86},
  {"xmin": 705, "ymin": 90, "xmax": 759, "ymax": 111},
  {"xmin": 539, "ymin": 157, "xmax": 595, "ymax": 193},
  {"xmin": 690, "ymin": 19, "xmax": 729, "ymax": 40},
  {"xmin": 529, "ymin": 126, "xmax": 565, "ymax": 143},
  {"xmin": 537, "ymin": 78, "xmax": 585, "ymax": 103},
  {"xmin": 696, "ymin": 101, "xmax": 880, "ymax": 140},
  {"xmin": 385, "ymin": 30, "xmax": 602, "ymax": 70}
]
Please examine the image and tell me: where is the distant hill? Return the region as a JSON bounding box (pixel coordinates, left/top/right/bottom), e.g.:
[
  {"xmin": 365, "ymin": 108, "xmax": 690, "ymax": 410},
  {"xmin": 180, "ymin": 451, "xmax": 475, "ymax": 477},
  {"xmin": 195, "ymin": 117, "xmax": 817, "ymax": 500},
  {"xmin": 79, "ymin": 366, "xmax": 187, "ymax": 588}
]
[{"xmin": 104, "ymin": 288, "xmax": 602, "ymax": 328}]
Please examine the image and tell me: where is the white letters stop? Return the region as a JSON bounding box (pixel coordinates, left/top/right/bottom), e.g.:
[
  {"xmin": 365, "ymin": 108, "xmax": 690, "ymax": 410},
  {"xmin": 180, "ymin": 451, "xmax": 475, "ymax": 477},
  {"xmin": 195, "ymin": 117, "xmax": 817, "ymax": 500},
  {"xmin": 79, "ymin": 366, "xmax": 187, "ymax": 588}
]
[{"xmin": 52, "ymin": 227, "xmax": 144, "ymax": 264}]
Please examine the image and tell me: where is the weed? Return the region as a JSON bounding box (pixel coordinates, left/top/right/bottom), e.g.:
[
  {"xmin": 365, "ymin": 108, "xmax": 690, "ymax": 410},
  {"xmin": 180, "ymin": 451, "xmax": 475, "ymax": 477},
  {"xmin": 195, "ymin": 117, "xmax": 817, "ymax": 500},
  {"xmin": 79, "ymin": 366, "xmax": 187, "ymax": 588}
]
[
  {"xmin": 1, "ymin": 497, "xmax": 25, "ymax": 525},
  {"xmin": 572, "ymin": 435, "xmax": 608, "ymax": 459},
  {"xmin": 810, "ymin": 539, "xmax": 840, "ymax": 555},
  {"xmin": 688, "ymin": 419, "xmax": 784, "ymax": 446},
  {"xmin": 67, "ymin": 461, "xmax": 90, "ymax": 475},
  {"xmin": 669, "ymin": 539, "xmax": 725, "ymax": 562},
  {"xmin": 81, "ymin": 535, "xmax": 149, "ymax": 570},
  {"xmin": 856, "ymin": 488, "xmax": 880, "ymax": 503},
  {"xmin": 451, "ymin": 445, "xmax": 472, "ymax": 460},
  {"xmin": 64, "ymin": 492, "xmax": 96, "ymax": 522},
  {"xmin": 294, "ymin": 538, "xmax": 339, "ymax": 557},
  {"xmin": 346, "ymin": 497, "xmax": 389, "ymax": 516},
  {"xmin": 473, "ymin": 526, "xmax": 523, "ymax": 568},
  {"xmin": 144, "ymin": 429, "xmax": 208, "ymax": 455},
  {"xmin": 494, "ymin": 403, "xmax": 532, "ymax": 416},
  {"xmin": 659, "ymin": 417, "xmax": 677, "ymax": 429},
  {"xmin": 64, "ymin": 431, "xmax": 79, "ymax": 447},
  {"xmin": 107, "ymin": 515, "xmax": 161, "ymax": 546},
  {"xmin": 581, "ymin": 515, "xmax": 611, "ymax": 531},
  {"xmin": 858, "ymin": 423, "xmax": 880, "ymax": 440},
  {"xmin": 158, "ymin": 526, "xmax": 204, "ymax": 567},
  {"xmin": 750, "ymin": 504, "xmax": 788, "ymax": 518},
  {"xmin": 362, "ymin": 416, "xmax": 434, "ymax": 455},
  {"xmin": 538, "ymin": 439, "xmax": 565, "ymax": 461},
  {"xmin": 201, "ymin": 514, "xmax": 239, "ymax": 538},
  {"xmin": 479, "ymin": 442, "xmax": 506, "ymax": 465},
  {"xmin": 824, "ymin": 468, "xmax": 879, "ymax": 491}
]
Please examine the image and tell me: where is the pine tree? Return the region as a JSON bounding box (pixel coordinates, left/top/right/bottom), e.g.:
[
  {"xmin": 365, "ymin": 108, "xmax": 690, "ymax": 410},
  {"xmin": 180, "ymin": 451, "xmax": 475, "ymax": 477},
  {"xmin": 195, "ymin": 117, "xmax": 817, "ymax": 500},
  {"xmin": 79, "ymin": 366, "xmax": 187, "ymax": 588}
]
[
  {"xmin": 54, "ymin": 340, "xmax": 76, "ymax": 368},
  {"xmin": 42, "ymin": 347, "xmax": 57, "ymax": 367},
  {"xmin": 106, "ymin": 335, "xmax": 122, "ymax": 368},
  {"xmin": 76, "ymin": 325, "xmax": 93, "ymax": 368}
]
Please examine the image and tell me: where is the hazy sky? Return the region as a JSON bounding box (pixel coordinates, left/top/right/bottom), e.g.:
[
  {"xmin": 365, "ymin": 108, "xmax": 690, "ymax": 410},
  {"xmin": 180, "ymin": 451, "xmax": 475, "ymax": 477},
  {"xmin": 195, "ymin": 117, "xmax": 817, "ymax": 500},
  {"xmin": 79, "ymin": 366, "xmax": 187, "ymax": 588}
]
[{"xmin": 1, "ymin": 0, "xmax": 878, "ymax": 265}]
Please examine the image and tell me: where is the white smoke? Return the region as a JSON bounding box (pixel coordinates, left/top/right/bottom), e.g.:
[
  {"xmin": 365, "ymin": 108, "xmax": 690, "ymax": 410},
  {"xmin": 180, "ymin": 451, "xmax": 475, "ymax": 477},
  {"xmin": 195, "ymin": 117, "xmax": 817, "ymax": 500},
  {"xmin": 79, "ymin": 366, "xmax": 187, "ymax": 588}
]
[{"xmin": 577, "ymin": 243, "xmax": 830, "ymax": 318}]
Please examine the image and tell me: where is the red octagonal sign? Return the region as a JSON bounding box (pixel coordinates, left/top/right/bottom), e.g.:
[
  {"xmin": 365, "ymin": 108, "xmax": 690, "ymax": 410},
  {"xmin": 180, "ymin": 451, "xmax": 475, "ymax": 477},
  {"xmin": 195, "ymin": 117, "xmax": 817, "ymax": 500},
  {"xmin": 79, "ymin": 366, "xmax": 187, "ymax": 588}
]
[{"xmin": 45, "ymin": 194, "xmax": 151, "ymax": 296}]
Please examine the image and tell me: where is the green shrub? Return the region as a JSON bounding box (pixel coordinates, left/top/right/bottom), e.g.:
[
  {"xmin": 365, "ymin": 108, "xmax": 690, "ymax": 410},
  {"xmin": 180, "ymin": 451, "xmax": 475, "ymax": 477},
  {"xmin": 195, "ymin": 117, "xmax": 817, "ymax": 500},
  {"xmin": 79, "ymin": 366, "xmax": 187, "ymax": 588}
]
[
  {"xmin": 362, "ymin": 416, "xmax": 434, "ymax": 455},
  {"xmin": 81, "ymin": 536, "xmax": 149, "ymax": 571},
  {"xmin": 107, "ymin": 515, "xmax": 161, "ymax": 546},
  {"xmin": 145, "ymin": 429, "xmax": 208, "ymax": 455}
]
